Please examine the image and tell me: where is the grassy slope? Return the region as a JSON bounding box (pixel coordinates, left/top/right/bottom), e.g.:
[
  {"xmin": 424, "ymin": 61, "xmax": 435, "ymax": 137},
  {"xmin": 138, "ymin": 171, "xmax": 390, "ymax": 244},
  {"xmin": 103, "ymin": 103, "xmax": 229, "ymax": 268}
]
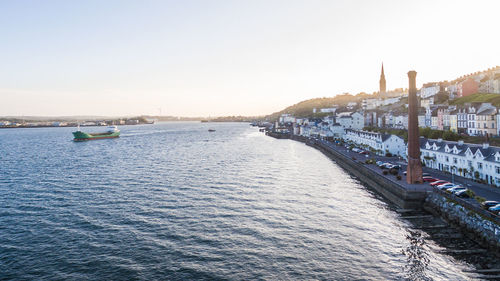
[
  {"xmin": 450, "ymin": 93, "xmax": 500, "ymax": 107},
  {"xmin": 266, "ymin": 93, "xmax": 372, "ymax": 120}
]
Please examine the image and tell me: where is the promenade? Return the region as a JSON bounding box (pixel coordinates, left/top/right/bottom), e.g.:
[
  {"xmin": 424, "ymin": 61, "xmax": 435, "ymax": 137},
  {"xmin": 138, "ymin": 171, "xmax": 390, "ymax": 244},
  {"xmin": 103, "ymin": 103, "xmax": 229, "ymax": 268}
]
[
  {"xmin": 317, "ymin": 138, "xmax": 500, "ymax": 203},
  {"xmin": 322, "ymin": 139, "xmax": 500, "ymax": 202}
]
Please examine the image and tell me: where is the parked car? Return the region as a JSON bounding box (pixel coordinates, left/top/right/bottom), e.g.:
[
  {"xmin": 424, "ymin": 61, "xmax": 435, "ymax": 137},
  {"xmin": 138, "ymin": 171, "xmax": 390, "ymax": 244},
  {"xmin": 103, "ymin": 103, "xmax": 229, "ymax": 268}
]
[
  {"xmin": 422, "ymin": 176, "xmax": 438, "ymax": 182},
  {"xmin": 376, "ymin": 161, "xmax": 384, "ymax": 166},
  {"xmin": 481, "ymin": 201, "xmax": 500, "ymax": 209},
  {"xmin": 455, "ymin": 190, "xmax": 471, "ymax": 198},
  {"xmin": 436, "ymin": 183, "xmax": 456, "ymax": 190},
  {"xmin": 359, "ymin": 151, "xmax": 369, "ymax": 155},
  {"xmin": 391, "ymin": 165, "xmax": 402, "ymax": 170},
  {"xmin": 488, "ymin": 204, "xmax": 500, "ymax": 212},
  {"xmin": 379, "ymin": 163, "xmax": 393, "ymax": 169},
  {"xmin": 446, "ymin": 185, "xmax": 467, "ymax": 194},
  {"xmin": 430, "ymin": 180, "xmax": 449, "ymax": 186}
]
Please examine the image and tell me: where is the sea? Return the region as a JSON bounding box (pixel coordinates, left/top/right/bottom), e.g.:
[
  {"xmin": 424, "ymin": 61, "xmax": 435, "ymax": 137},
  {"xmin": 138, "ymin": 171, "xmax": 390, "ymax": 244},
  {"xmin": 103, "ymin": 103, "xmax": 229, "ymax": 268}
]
[{"xmin": 0, "ymin": 122, "xmax": 488, "ymax": 280}]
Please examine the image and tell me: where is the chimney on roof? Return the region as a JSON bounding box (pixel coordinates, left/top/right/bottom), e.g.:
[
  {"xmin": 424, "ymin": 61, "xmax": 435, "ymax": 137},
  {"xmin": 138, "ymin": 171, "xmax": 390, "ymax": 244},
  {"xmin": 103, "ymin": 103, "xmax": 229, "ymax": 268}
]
[{"xmin": 483, "ymin": 143, "xmax": 489, "ymax": 149}]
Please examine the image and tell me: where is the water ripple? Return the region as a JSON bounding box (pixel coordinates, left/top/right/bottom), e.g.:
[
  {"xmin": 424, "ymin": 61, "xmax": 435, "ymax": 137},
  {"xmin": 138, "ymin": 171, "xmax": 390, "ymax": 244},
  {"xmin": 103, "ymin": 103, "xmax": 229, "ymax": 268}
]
[{"xmin": 0, "ymin": 123, "xmax": 478, "ymax": 280}]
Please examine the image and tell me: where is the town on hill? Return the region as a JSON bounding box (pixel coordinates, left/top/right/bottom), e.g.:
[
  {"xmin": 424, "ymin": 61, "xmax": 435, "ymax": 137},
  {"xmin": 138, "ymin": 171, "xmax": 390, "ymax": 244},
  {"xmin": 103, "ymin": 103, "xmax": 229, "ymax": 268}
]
[{"xmin": 269, "ymin": 64, "xmax": 500, "ymax": 187}]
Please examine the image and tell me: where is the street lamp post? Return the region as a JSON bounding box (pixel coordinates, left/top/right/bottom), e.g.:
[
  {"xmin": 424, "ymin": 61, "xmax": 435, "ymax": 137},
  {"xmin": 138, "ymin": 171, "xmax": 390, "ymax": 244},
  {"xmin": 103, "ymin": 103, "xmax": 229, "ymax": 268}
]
[{"xmin": 451, "ymin": 166, "xmax": 456, "ymax": 184}]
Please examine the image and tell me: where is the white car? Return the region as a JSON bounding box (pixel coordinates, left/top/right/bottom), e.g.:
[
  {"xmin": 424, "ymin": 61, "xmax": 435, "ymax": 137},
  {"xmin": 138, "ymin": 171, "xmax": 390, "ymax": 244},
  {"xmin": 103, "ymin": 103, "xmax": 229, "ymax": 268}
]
[
  {"xmin": 488, "ymin": 204, "xmax": 500, "ymax": 212},
  {"xmin": 446, "ymin": 186, "xmax": 467, "ymax": 194},
  {"xmin": 436, "ymin": 183, "xmax": 455, "ymax": 190}
]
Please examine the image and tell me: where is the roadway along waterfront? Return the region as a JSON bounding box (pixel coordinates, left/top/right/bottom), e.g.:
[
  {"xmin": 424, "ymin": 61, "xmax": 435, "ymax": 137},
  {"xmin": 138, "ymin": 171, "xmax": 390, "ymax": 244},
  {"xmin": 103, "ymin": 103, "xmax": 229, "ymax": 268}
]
[{"xmin": 317, "ymin": 138, "xmax": 500, "ymax": 203}]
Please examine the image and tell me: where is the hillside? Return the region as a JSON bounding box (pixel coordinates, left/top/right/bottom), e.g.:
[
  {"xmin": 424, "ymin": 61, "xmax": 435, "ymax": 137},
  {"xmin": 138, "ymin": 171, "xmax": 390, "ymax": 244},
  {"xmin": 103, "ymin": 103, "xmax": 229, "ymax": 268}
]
[
  {"xmin": 450, "ymin": 93, "xmax": 500, "ymax": 107},
  {"xmin": 266, "ymin": 93, "xmax": 371, "ymax": 120}
]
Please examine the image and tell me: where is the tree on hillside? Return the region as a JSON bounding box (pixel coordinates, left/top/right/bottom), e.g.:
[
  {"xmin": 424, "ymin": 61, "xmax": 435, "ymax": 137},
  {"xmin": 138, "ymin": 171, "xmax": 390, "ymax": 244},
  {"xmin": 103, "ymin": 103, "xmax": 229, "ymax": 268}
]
[
  {"xmin": 434, "ymin": 91, "xmax": 449, "ymax": 104},
  {"xmin": 429, "ymin": 130, "xmax": 443, "ymax": 139}
]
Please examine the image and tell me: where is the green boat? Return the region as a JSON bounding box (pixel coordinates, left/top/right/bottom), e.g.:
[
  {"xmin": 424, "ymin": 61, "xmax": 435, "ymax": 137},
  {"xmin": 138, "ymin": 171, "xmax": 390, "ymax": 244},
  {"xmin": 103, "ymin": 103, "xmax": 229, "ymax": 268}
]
[{"xmin": 73, "ymin": 125, "xmax": 120, "ymax": 141}]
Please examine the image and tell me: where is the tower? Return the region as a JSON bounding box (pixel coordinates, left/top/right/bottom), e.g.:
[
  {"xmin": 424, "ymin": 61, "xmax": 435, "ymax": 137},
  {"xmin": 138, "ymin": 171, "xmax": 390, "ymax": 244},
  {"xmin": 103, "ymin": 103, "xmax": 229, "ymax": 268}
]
[
  {"xmin": 379, "ymin": 63, "xmax": 387, "ymax": 97},
  {"xmin": 406, "ymin": 70, "xmax": 423, "ymax": 184}
]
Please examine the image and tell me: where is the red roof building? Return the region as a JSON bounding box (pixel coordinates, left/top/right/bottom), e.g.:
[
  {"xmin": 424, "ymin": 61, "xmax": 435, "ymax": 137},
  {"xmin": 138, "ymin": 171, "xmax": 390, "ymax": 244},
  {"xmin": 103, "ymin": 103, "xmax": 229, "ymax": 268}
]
[{"xmin": 457, "ymin": 78, "xmax": 479, "ymax": 97}]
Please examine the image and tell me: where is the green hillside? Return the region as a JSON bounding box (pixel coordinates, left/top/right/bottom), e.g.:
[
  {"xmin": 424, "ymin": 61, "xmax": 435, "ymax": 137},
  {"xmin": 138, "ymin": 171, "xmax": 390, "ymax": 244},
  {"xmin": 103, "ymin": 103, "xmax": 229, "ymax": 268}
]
[
  {"xmin": 450, "ymin": 93, "xmax": 500, "ymax": 107},
  {"xmin": 266, "ymin": 93, "xmax": 371, "ymax": 120}
]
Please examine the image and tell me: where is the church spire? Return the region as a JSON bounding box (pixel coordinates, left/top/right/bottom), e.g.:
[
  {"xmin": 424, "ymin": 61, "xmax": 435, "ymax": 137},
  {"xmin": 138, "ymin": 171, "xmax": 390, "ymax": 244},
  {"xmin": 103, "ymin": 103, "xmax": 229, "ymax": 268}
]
[{"xmin": 379, "ymin": 62, "xmax": 386, "ymax": 97}]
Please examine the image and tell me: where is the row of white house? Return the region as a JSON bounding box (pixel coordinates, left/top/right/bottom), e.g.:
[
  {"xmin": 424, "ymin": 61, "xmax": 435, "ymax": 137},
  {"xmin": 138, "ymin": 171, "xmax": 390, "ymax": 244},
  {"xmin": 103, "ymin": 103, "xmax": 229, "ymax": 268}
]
[
  {"xmin": 420, "ymin": 138, "xmax": 500, "ymax": 186},
  {"xmin": 342, "ymin": 129, "xmax": 407, "ymax": 159},
  {"xmin": 342, "ymin": 131, "xmax": 500, "ymax": 186}
]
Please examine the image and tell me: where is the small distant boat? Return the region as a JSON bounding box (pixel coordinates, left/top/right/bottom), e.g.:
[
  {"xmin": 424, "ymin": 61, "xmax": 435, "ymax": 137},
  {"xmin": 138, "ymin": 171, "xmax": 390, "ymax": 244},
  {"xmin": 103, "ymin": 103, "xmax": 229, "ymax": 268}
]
[
  {"xmin": 208, "ymin": 129, "xmax": 216, "ymax": 132},
  {"xmin": 73, "ymin": 125, "xmax": 120, "ymax": 141}
]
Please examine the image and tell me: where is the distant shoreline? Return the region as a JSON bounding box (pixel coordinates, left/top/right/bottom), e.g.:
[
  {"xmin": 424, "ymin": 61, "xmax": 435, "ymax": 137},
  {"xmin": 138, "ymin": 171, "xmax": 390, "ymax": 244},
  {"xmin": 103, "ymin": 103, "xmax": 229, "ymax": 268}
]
[{"xmin": 0, "ymin": 120, "xmax": 254, "ymax": 129}]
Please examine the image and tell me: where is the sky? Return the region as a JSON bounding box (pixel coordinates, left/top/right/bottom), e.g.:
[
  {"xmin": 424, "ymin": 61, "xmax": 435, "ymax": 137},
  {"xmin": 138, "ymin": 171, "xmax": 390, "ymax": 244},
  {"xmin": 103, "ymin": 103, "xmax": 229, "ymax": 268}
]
[{"xmin": 1, "ymin": 0, "xmax": 499, "ymax": 117}]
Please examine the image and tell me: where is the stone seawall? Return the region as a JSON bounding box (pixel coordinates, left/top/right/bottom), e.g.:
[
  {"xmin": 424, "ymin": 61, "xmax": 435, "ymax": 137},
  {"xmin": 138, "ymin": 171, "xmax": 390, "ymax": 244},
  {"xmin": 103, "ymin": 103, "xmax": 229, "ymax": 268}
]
[
  {"xmin": 267, "ymin": 132, "xmax": 500, "ymax": 250},
  {"xmin": 311, "ymin": 140, "xmax": 427, "ymax": 209},
  {"xmin": 425, "ymin": 192, "xmax": 500, "ymax": 250}
]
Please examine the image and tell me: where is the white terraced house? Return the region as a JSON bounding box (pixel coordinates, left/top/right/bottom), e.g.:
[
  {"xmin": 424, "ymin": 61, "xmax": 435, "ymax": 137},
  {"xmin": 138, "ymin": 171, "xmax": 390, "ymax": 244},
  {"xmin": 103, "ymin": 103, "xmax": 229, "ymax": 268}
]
[
  {"xmin": 343, "ymin": 129, "xmax": 407, "ymax": 159},
  {"xmin": 420, "ymin": 138, "xmax": 500, "ymax": 186}
]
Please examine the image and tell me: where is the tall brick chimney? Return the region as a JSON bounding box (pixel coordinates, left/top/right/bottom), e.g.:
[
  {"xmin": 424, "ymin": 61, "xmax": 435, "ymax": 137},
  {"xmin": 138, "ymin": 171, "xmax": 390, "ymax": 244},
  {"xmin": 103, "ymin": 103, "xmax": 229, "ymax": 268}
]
[{"xmin": 406, "ymin": 70, "xmax": 423, "ymax": 184}]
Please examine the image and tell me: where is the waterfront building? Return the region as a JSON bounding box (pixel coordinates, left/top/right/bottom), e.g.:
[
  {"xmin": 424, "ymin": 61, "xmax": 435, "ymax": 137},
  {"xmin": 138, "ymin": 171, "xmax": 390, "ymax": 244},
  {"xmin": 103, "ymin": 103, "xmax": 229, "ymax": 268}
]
[
  {"xmin": 431, "ymin": 110, "xmax": 438, "ymax": 129},
  {"xmin": 279, "ymin": 114, "xmax": 296, "ymax": 124},
  {"xmin": 437, "ymin": 107, "xmax": 445, "ymax": 131},
  {"xmin": 418, "ymin": 109, "xmax": 427, "ymax": 128},
  {"xmin": 457, "ymin": 107, "xmax": 468, "ymax": 134},
  {"xmin": 382, "ymin": 97, "xmax": 401, "ymax": 106},
  {"xmin": 362, "ymin": 98, "xmax": 380, "ymax": 110},
  {"xmin": 467, "ymin": 104, "xmax": 478, "ymax": 136},
  {"xmin": 346, "ymin": 102, "xmax": 358, "ymax": 110},
  {"xmin": 393, "ymin": 114, "xmax": 408, "ymax": 129},
  {"xmin": 319, "ymin": 107, "xmax": 337, "ymax": 113},
  {"xmin": 336, "ymin": 112, "xmax": 364, "ymax": 130},
  {"xmin": 384, "ymin": 113, "xmax": 393, "ymax": 128},
  {"xmin": 449, "ymin": 110, "xmax": 458, "ymax": 133},
  {"xmin": 425, "ymin": 107, "xmax": 433, "ymax": 128},
  {"xmin": 420, "ymin": 82, "xmax": 440, "ymax": 99},
  {"xmin": 330, "ymin": 123, "xmax": 345, "ymax": 138},
  {"xmin": 475, "ymin": 103, "xmax": 497, "ymax": 136},
  {"xmin": 377, "ymin": 116, "xmax": 383, "ymax": 128},
  {"xmin": 457, "ymin": 78, "xmax": 479, "ymax": 97},
  {"xmin": 479, "ymin": 73, "xmax": 500, "ymax": 94},
  {"xmin": 343, "ymin": 129, "xmax": 407, "ymax": 158},
  {"xmin": 364, "ymin": 111, "xmax": 378, "ymax": 127},
  {"xmin": 420, "ymin": 138, "xmax": 500, "ymax": 186},
  {"xmin": 446, "ymin": 84, "xmax": 458, "ymax": 97},
  {"xmin": 443, "ymin": 107, "xmax": 453, "ymax": 131}
]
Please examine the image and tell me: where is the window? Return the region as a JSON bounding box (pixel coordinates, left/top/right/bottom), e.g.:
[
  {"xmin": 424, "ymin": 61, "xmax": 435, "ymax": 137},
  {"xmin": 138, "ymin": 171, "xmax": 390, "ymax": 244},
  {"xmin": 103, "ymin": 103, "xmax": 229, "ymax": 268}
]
[
  {"xmin": 445, "ymin": 156, "xmax": 449, "ymax": 162},
  {"xmin": 453, "ymin": 158, "xmax": 457, "ymax": 164},
  {"xmin": 478, "ymin": 163, "xmax": 483, "ymax": 169}
]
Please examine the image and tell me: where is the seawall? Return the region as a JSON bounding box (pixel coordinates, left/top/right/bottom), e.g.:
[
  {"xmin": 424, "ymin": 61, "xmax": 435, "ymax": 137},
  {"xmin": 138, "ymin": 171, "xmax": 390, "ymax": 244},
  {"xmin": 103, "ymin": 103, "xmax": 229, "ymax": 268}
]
[
  {"xmin": 267, "ymin": 132, "xmax": 500, "ymax": 250},
  {"xmin": 425, "ymin": 191, "xmax": 500, "ymax": 250}
]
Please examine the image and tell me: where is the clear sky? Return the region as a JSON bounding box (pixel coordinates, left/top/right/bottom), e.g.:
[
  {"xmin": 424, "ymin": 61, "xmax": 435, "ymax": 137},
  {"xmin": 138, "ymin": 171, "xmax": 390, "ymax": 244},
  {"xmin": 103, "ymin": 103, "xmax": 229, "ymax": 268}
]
[{"xmin": 1, "ymin": 0, "xmax": 499, "ymax": 117}]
